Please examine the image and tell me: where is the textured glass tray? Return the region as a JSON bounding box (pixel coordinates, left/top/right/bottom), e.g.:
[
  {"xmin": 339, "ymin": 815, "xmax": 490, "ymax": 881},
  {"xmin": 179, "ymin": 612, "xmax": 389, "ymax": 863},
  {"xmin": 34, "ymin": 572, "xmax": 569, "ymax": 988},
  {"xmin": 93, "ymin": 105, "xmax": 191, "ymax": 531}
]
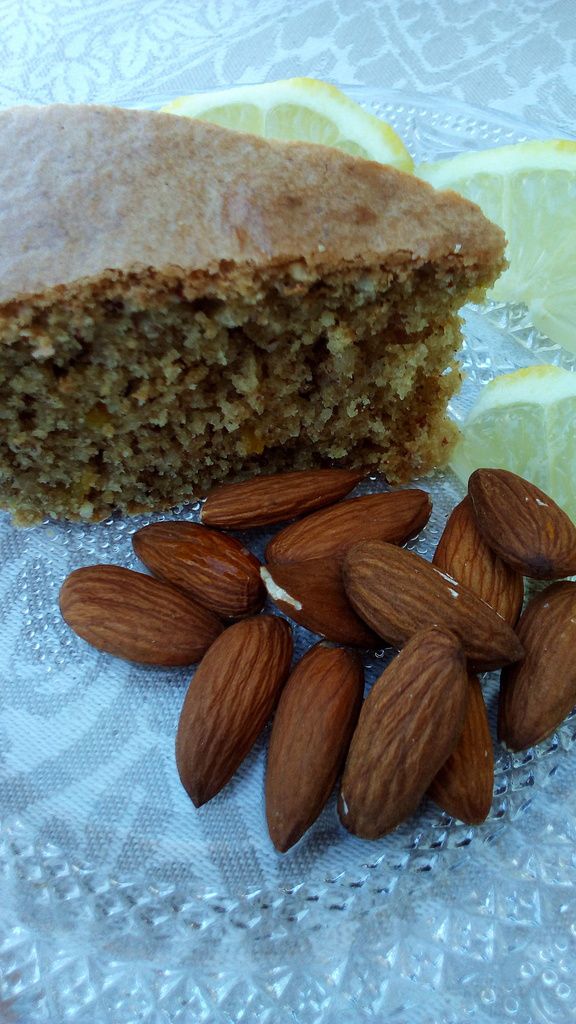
[{"xmin": 1, "ymin": 90, "xmax": 576, "ymax": 1024}]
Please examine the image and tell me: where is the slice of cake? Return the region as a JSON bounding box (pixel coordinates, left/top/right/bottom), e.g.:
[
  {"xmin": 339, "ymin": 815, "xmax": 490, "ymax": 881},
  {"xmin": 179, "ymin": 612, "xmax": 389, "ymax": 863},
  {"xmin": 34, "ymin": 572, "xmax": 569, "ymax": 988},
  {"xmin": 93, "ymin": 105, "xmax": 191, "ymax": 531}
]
[{"xmin": 0, "ymin": 104, "xmax": 505, "ymax": 524}]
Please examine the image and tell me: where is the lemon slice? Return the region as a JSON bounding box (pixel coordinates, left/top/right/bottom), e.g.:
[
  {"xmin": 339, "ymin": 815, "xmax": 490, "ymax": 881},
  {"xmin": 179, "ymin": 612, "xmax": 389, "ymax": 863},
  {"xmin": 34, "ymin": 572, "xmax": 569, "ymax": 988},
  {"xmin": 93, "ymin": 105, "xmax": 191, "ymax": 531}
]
[
  {"xmin": 450, "ymin": 365, "xmax": 576, "ymax": 521},
  {"xmin": 419, "ymin": 141, "xmax": 576, "ymax": 353},
  {"xmin": 161, "ymin": 78, "xmax": 413, "ymax": 172}
]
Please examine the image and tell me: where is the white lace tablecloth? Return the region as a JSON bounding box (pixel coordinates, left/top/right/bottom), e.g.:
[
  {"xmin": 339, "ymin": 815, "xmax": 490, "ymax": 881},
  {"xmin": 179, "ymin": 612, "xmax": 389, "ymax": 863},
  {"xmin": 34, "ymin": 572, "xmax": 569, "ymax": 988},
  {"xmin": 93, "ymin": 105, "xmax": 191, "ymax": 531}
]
[
  {"xmin": 2, "ymin": 0, "xmax": 575, "ymax": 130},
  {"xmin": 2, "ymin": 4, "xmax": 576, "ymax": 1024}
]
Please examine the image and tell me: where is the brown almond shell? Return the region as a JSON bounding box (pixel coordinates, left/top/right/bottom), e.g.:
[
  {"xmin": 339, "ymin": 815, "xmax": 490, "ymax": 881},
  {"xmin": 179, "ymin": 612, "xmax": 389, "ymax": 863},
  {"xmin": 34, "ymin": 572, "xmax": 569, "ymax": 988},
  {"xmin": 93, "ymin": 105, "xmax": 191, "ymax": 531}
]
[
  {"xmin": 433, "ymin": 495, "xmax": 524, "ymax": 626},
  {"xmin": 201, "ymin": 468, "xmax": 366, "ymax": 528},
  {"xmin": 499, "ymin": 580, "xmax": 576, "ymax": 750},
  {"xmin": 428, "ymin": 672, "xmax": 494, "ymax": 825},
  {"xmin": 263, "ymin": 557, "xmax": 379, "ymax": 647},
  {"xmin": 343, "ymin": 540, "xmax": 524, "ymax": 671},
  {"xmin": 133, "ymin": 520, "xmax": 265, "ymax": 618},
  {"xmin": 468, "ymin": 468, "xmax": 576, "ymax": 579},
  {"xmin": 59, "ymin": 564, "xmax": 223, "ymax": 666},
  {"xmin": 266, "ymin": 643, "xmax": 364, "ymax": 852},
  {"xmin": 266, "ymin": 488, "xmax": 432, "ymax": 564},
  {"xmin": 339, "ymin": 628, "xmax": 468, "ymax": 839},
  {"xmin": 175, "ymin": 615, "xmax": 293, "ymax": 806}
]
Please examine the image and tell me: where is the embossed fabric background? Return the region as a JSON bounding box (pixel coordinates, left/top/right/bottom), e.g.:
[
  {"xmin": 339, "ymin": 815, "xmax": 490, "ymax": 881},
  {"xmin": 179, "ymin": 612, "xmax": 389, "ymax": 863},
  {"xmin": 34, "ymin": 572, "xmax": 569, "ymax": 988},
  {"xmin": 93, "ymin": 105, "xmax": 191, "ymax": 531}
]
[
  {"xmin": 0, "ymin": 0, "xmax": 575, "ymax": 127},
  {"xmin": 1, "ymin": 3, "xmax": 576, "ymax": 1024}
]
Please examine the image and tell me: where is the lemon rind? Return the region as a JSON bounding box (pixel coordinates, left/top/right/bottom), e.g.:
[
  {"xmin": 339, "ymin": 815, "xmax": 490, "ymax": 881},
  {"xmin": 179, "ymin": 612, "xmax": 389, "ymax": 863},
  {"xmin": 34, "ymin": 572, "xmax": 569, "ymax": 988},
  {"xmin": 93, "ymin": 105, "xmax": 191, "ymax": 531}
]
[{"xmin": 418, "ymin": 140, "xmax": 576, "ymax": 189}]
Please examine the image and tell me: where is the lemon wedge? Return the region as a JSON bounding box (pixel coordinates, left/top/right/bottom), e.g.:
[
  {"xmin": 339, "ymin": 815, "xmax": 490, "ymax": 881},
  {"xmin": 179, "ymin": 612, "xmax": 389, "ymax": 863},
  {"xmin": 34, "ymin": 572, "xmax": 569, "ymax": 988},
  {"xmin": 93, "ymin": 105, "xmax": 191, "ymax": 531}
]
[
  {"xmin": 419, "ymin": 141, "xmax": 576, "ymax": 354},
  {"xmin": 450, "ymin": 365, "xmax": 576, "ymax": 521},
  {"xmin": 161, "ymin": 78, "xmax": 413, "ymax": 171}
]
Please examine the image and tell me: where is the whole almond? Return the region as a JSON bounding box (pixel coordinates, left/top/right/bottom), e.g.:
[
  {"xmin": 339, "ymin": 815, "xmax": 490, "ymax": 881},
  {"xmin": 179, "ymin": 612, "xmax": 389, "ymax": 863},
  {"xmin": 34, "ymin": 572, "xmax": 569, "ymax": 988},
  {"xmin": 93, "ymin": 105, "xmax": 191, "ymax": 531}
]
[
  {"xmin": 499, "ymin": 580, "xmax": 576, "ymax": 750},
  {"xmin": 428, "ymin": 673, "xmax": 494, "ymax": 825},
  {"xmin": 343, "ymin": 541, "xmax": 524, "ymax": 671},
  {"xmin": 133, "ymin": 521, "xmax": 265, "ymax": 619},
  {"xmin": 59, "ymin": 565, "xmax": 223, "ymax": 666},
  {"xmin": 468, "ymin": 468, "xmax": 576, "ymax": 579},
  {"xmin": 266, "ymin": 489, "xmax": 432, "ymax": 564},
  {"xmin": 433, "ymin": 496, "xmax": 523, "ymax": 625},
  {"xmin": 339, "ymin": 628, "xmax": 468, "ymax": 839},
  {"xmin": 175, "ymin": 615, "xmax": 293, "ymax": 806},
  {"xmin": 200, "ymin": 468, "xmax": 366, "ymax": 528},
  {"xmin": 266, "ymin": 643, "xmax": 364, "ymax": 852},
  {"xmin": 262, "ymin": 558, "xmax": 378, "ymax": 647}
]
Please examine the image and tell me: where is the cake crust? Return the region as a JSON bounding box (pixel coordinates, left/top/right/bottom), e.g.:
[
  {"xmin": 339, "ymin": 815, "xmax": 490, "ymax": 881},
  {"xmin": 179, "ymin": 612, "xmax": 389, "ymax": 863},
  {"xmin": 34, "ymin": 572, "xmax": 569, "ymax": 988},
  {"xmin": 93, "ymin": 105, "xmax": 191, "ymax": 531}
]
[{"xmin": 0, "ymin": 104, "xmax": 504, "ymax": 306}]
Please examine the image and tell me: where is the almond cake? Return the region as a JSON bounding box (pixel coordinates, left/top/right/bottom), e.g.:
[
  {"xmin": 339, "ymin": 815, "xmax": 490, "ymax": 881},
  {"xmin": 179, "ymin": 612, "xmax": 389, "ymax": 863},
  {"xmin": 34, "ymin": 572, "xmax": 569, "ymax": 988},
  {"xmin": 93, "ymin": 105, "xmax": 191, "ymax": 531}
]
[{"xmin": 0, "ymin": 104, "xmax": 505, "ymax": 523}]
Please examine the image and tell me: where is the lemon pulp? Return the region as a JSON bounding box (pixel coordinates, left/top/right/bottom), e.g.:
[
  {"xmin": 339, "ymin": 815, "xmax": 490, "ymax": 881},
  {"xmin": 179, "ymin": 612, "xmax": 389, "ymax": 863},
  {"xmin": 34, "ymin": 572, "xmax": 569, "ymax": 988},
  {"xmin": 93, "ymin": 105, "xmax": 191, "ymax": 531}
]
[
  {"xmin": 161, "ymin": 78, "xmax": 413, "ymax": 171},
  {"xmin": 419, "ymin": 141, "xmax": 576, "ymax": 354},
  {"xmin": 450, "ymin": 365, "xmax": 576, "ymax": 521}
]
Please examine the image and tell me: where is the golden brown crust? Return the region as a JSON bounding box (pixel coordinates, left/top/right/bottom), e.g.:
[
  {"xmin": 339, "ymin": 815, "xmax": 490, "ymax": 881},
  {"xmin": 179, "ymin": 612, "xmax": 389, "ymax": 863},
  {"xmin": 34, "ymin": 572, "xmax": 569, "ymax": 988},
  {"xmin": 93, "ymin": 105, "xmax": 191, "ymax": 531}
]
[{"xmin": 0, "ymin": 103, "xmax": 505, "ymax": 306}]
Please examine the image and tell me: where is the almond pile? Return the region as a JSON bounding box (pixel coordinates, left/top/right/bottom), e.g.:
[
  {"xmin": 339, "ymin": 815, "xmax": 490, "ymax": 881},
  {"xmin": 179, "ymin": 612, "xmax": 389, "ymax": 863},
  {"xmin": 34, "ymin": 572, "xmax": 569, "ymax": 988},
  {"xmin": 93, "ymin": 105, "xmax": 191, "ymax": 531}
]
[{"xmin": 59, "ymin": 466, "xmax": 576, "ymax": 852}]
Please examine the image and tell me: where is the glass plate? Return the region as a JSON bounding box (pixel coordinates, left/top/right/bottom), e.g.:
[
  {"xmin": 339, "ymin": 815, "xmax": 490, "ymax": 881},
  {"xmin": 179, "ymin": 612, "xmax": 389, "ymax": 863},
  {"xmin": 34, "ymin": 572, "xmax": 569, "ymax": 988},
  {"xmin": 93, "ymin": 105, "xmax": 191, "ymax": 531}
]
[{"xmin": 1, "ymin": 89, "xmax": 575, "ymax": 1024}]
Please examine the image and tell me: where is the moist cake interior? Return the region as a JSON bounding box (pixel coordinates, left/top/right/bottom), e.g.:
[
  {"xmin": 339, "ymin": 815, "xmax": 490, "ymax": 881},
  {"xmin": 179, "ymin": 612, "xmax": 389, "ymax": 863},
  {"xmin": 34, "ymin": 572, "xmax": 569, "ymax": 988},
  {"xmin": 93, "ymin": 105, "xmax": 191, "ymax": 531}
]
[{"xmin": 1, "ymin": 256, "xmax": 485, "ymax": 525}]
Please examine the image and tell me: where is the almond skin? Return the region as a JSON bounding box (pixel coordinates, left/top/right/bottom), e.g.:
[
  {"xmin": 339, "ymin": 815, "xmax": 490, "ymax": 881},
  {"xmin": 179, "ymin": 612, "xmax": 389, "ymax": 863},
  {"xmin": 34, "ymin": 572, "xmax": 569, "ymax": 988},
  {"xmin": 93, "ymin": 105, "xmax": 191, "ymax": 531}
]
[
  {"xmin": 266, "ymin": 643, "xmax": 364, "ymax": 852},
  {"xmin": 339, "ymin": 628, "xmax": 468, "ymax": 839},
  {"xmin": 175, "ymin": 615, "xmax": 293, "ymax": 806},
  {"xmin": 265, "ymin": 489, "xmax": 432, "ymax": 564},
  {"xmin": 200, "ymin": 468, "xmax": 366, "ymax": 528},
  {"xmin": 343, "ymin": 541, "xmax": 524, "ymax": 671},
  {"xmin": 499, "ymin": 581, "xmax": 576, "ymax": 751},
  {"xmin": 132, "ymin": 521, "xmax": 265, "ymax": 619},
  {"xmin": 262, "ymin": 558, "xmax": 378, "ymax": 647},
  {"xmin": 59, "ymin": 565, "xmax": 224, "ymax": 666},
  {"xmin": 433, "ymin": 496, "xmax": 524, "ymax": 626},
  {"xmin": 428, "ymin": 672, "xmax": 494, "ymax": 825},
  {"xmin": 468, "ymin": 468, "xmax": 576, "ymax": 579}
]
